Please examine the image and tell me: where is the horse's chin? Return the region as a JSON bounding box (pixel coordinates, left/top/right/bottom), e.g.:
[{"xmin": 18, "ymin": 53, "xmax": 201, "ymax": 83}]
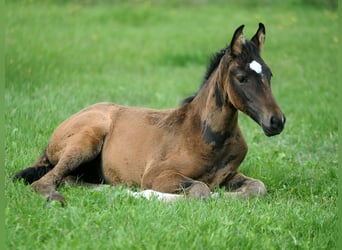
[
  {"xmin": 261, "ymin": 125, "xmax": 284, "ymax": 137},
  {"xmin": 247, "ymin": 112, "xmax": 285, "ymax": 137}
]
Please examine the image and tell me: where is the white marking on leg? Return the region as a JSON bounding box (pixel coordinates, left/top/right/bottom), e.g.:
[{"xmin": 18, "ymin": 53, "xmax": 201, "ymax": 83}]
[
  {"xmin": 126, "ymin": 190, "xmax": 184, "ymax": 202},
  {"xmin": 88, "ymin": 185, "xmax": 224, "ymax": 202},
  {"xmin": 126, "ymin": 190, "xmax": 221, "ymax": 202},
  {"xmin": 249, "ymin": 60, "xmax": 262, "ymax": 74}
]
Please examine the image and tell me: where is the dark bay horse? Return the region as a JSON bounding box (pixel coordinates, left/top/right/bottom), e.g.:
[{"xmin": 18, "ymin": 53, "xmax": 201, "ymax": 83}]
[{"xmin": 12, "ymin": 23, "xmax": 285, "ymax": 204}]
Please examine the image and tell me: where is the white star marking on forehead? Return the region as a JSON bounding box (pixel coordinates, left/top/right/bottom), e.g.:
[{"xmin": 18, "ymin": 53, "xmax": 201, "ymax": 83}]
[{"xmin": 249, "ymin": 60, "xmax": 262, "ymax": 74}]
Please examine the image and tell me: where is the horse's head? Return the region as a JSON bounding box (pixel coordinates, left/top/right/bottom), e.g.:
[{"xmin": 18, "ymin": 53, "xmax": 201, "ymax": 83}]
[{"xmin": 224, "ymin": 23, "xmax": 285, "ymax": 136}]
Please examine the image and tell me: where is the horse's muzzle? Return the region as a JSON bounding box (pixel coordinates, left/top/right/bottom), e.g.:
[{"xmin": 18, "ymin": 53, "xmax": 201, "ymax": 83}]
[{"xmin": 262, "ymin": 114, "xmax": 286, "ymax": 136}]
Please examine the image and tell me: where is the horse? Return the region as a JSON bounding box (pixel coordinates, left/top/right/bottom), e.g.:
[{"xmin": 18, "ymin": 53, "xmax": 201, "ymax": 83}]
[{"xmin": 12, "ymin": 23, "xmax": 285, "ymax": 205}]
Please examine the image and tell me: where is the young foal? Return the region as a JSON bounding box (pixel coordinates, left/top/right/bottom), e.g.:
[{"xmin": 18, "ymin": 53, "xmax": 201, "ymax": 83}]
[{"xmin": 13, "ymin": 23, "xmax": 285, "ymax": 204}]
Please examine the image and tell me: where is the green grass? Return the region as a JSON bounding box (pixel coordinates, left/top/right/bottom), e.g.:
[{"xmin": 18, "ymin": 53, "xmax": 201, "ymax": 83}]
[{"xmin": 5, "ymin": 1, "xmax": 338, "ymax": 249}]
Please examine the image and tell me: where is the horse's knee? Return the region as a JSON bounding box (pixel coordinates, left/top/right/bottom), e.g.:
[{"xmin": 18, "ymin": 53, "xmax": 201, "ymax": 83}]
[{"xmin": 186, "ymin": 181, "xmax": 211, "ymax": 200}]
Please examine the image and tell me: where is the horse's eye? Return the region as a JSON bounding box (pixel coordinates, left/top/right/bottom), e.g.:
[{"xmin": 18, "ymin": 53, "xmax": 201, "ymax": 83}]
[{"xmin": 237, "ymin": 75, "xmax": 248, "ymax": 83}]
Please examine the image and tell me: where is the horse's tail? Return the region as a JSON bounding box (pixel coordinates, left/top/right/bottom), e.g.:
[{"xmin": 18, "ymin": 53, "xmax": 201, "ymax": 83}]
[{"xmin": 12, "ymin": 148, "xmax": 54, "ymax": 184}]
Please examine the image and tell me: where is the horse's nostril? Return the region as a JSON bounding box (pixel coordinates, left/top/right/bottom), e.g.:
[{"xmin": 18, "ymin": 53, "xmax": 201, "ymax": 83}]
[
  {"xmin": 270, "ymin": 116, "xmax": 278, "ymax": 125},
  {"xmin": 270, "ymin": 115, "xmax": 284, "ymax": 130}
]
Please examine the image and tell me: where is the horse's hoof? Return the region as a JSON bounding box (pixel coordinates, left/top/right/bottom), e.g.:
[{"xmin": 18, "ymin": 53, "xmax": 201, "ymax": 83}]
[
  {"xmin": 47, "ymin": 192, "xmax": 65, "ymax": 207},
  {"xmin": 245, "ymin": 180, "xmax": 267, "ymax": 197},
  {"xmin": 31, "ymin": 181, "xmax": 65, "ymax": 206},
  {"xmin": 187, "ymin": 182, "xmax": 211, "ymax": 200}
]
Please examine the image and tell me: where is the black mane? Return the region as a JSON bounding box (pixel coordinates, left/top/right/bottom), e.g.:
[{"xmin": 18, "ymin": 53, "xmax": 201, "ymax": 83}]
[
  {"xmin": 203, "ymin": 48, "xmax": 227, "ymax": 83},
  {"xmin": 181, "ymin": 47, "xmax": 228, "ymax": 105}
]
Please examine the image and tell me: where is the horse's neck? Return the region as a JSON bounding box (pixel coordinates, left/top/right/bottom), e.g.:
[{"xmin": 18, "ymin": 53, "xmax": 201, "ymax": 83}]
[{"xmin": 190, "ymin": 67, "xmax": 238, "ymax": 135}]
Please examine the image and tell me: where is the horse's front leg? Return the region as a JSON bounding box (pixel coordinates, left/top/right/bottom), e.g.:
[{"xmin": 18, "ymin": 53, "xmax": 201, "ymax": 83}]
[
  {"xmin": 221, "ymin": 172, "xmax": 267, "ymax": 198},
  {"xmin": 141, "ymin": 168, "xmax": 211, "ymax": 200}
]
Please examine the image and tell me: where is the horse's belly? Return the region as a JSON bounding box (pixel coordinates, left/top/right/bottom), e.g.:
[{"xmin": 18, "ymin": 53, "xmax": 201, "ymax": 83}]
[
  {"xmin": 101, "ymin": 140, "xmax": 150, "ymax": 186},
  {"xmin": 101, "ymin": 111, "xmax": 163, "ymax": 186}
]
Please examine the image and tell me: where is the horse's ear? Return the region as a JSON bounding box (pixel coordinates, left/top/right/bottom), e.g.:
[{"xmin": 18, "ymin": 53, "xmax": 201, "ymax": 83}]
[
  {"xmin": 251, "ymin": 23, "xmax": 266, "ymax": 51},
  {"xmin": 230, "ymin": 24, "xmax": 245, "ymax": 56}
]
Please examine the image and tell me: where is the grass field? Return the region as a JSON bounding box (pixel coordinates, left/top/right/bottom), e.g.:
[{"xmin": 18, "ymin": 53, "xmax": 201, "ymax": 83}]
[{"xmin": 5, "ymin": 1, "xmax": 338, "ymax": 249}]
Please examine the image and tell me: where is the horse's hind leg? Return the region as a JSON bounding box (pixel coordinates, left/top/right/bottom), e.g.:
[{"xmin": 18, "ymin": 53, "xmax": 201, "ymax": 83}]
[
  {"xmin": 221, "ymin": 172, "xmax": 267, "ymax": 198},
  {"xmin": 30, "ymin": 132, "xmax": 105, "ymax": 205}
]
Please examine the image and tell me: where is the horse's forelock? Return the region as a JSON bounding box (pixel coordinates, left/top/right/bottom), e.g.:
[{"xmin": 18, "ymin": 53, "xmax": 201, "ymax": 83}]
[{"xmin": 238, "ymin": 41, "xmax": 261, "ymax": 63}]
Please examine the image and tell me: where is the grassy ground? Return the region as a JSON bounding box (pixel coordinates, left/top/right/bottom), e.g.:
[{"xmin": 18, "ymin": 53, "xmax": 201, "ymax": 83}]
[{"xmin": 5, "ymin": 1, "xmax": 338, "ymax": 249}]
